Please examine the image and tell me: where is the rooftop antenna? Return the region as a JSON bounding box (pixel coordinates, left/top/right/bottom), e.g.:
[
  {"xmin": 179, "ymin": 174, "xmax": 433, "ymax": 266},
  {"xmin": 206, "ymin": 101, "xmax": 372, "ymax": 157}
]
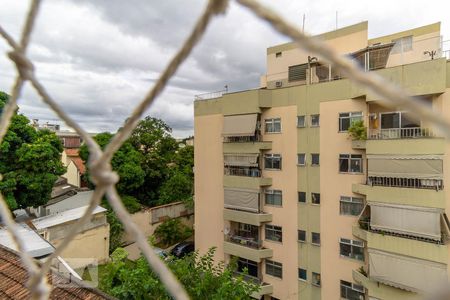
[{"xmin": 302, "ymin": 13, "xmax": 306, "ymax": 32}]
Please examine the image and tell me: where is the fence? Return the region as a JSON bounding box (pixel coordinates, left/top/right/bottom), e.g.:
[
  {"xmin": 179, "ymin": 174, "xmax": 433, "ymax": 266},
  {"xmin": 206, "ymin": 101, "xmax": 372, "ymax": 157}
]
[
  {"xmin": 369, "ymin": 127, "xmax": 435, "ymax": 139},
  {"xmin": 2, "ymin": 0, "xmax": 450, "ymax": 299}
]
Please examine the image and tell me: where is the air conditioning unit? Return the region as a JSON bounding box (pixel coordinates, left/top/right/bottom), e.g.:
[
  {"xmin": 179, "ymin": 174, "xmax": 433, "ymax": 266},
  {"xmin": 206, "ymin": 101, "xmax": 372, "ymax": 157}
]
[{"xmin": 275, "ymin": 81, "xmax": 283, "ymax": 88}]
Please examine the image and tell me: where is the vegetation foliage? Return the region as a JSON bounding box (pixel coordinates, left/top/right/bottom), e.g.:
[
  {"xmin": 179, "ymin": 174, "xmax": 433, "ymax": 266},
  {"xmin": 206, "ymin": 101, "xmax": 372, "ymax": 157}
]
[
  {"xmin": 100, "ymin": 247, "xmax": 259, "ymax": 300},
  {"xmin": 348, "ymin": 120, "xmax": 367, "ymax": 140},
  {"xmin": 153, "ymin": 218, "xmax": 193, "ymax": 247},
  {"xmin": 0, "ymin": 92, "xmax": 65, "ymax": 210}
]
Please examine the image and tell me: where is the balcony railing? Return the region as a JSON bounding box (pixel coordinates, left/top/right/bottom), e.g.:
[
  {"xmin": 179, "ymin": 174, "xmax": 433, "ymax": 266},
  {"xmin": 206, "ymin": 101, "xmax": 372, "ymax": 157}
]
[
  {"xmin": 368, "ymin": 176, "xmax": 443, "ymax": 190},
  {"xmin": 223, "ymin": 134, "xmax": 262, "ymax": 143},
  {"xmin": 234, "ymin": 272, "xmax": 262, "ymax": 284},
  {"xmin": 224, "ymin": 167, "xmax": 261, "ymax": 177},
  {"xmin": 226, "ymin": 234, "xmax": 262, "ymax": 249},
  {"xmin": 369, "ymin": 127, "xmax": 435, "ymax": 139}
]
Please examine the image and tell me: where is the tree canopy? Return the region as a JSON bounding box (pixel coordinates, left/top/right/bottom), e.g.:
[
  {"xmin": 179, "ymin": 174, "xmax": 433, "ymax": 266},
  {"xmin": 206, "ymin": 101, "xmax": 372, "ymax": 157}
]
[
  {"xmin": 0, "ymin": 92, "xmax": 65, "ymax": 210},
  {"xmin": 100, "ymin": 247, "xmax": 259, "ymax": 300}
]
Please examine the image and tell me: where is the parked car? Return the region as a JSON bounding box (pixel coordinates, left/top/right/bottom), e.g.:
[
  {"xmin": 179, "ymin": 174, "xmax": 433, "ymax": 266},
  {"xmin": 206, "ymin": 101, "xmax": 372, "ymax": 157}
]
[{"xmin": 170, "ymin": 241, "xmax": 195, "ymax": 258}]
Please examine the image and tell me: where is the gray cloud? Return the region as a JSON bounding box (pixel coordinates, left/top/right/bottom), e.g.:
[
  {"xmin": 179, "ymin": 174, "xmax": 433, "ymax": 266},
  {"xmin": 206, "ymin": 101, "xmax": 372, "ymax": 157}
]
[{"xmin": 0, "ymin": 0, "xmax": 449, "ymax": 138}]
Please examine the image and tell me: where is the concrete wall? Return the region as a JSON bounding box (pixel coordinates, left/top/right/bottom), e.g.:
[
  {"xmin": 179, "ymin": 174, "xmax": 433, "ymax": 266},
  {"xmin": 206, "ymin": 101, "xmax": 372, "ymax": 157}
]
[
  {"xmin": 261, "ymin": 106, "xmax": 299, "ymax": 299},
  {"xmin": 320, "ymin": 99, "xmax": 368, "ymax": 299},
  {"xmin": 121, "ymin": 202, "xmax": 194, "ymax": 244},
  {"xmin": 194, "ymin": 114, "xmax": 225, "ymax": 261}
]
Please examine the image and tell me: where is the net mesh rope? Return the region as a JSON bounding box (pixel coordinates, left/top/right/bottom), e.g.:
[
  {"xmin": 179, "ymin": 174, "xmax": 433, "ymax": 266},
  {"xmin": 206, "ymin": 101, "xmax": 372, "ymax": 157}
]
[{"xmin": 1, "ymin": 0, "xmax": 449, "ymax": 299}]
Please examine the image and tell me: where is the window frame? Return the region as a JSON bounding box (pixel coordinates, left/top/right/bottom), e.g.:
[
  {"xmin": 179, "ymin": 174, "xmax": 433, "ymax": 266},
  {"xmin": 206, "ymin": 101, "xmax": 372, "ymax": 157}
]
[
  {"xmin": 264, "ymin": 118, "xmax": 282, "ymax": 133},
  {"xmin": 311, "ymin": 232, "xmax": 321, "ymax": 246},
  {"xmin": 298, "ymin": 230, "xmax": 306, "ymax": 242},
  {"xmin": 312, "ymin": 272, "xmax": 321, "ymax": 287},
  {"xmin": 298, "ymin": 268, "xmax": 307, "ymax": 281},
  {"xmin": 265, "ymin": 259, "xmax": 283, "ymax": 279},
  {"xmin": 297, "ymin": 153, "xmax": 306, "ymax": 166},
  {"xmin": 339, "ymin": 238, "xmax": 364, "ymax": 261},
  {"xmin": 265, "ymin": 189, "xmax": 282, "ymax": 206},
  {"xmin": 265, "ymin": 224, "xmax": 283, "ymax": 243},
  {"xmin": 275, "ymin": 52, "xmax": 282, "ymax": 58},
  {"xmin": 339, "ymin": 196, "xmax": 364, "ymax": 216},
  {"xmin": 310, "ymin": 114, "xmax": 320, "ymax": 127},
  {"xmin": 298, "ymin": 191, "xmax": 306, "ymax": 203},
  {"xmin": 311, "ymin": 153, "xmax": 320, "ymax": 166},
  {"xmin": 311, "ymin": 193, "xmax": 320, "ymax": 205},
  {"xmin": 339, "ymin": 154, "xmax": 363, "ymax": 174},
  {"xmin": 297, "ymin": 115, "xmax": 306, "ymax": 128},
  {"xmin": 340, "ymin": 280, "xmax": 365, "ymax": 300},
  {"xmin": 264, "ymin": 153, "xmax": 282, "ymax": 170},
  {"xmin": 339, "ymin": 112, "xmax": 363, "ymax": 132}
]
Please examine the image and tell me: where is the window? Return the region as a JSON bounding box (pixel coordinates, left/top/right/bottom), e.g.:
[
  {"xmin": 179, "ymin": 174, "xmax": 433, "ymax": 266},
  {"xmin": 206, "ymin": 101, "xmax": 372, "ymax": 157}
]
[
  {"xmin": 339, "ymin": 154, "xmax": 363, "ymax": 173},
  {"xmin": 311, "ymin": 154, "xmax": 319, "ymax": 166},
  {"xmin": 298, "ymin": 192, "xmax": 306, "ymax": 203},
  {"xmin": 339, "ymin": 112, "xmax": 363, "ymax": 132},
  {"xmin": 310, "ymin": 114, "xmax": 320, "ymax": 127},
  {"xmin": 265, "ymin": 154, "xmax": 282, "ymax": 170},
  {"xmin": 297, "ymin": 153, "xmax": 306, "ymax": 166},
  {"xmin": 312, "ymin": 272, "xmax": 321, "ymax": 287},
  {"xmin": 288, "ymin": 64, "xmax": 308, "ymax": 82},
  {"xmin": 237, "ymin": 258, "xmax": 258, "ymax": 278},
  {"xmin": 265, "ymin": 190, "xmax": 282, "ymax": 206},
  {"xmin": 340, "ymin": 280, "xmax": 365, "ymax": 300},
  {"xmin": 380, "ymin": 112, "xmax": 419, "ymax": 129},
  {"xmin": 391, "ymin": 35, "xmax": 413, "ymax": 54},
  {"xmin": 311, "ymin": 232, "xmax": 320, "ymax": 245},
  {"xmin": 298, "ymin": 268, "xmax": 307, "ymax": 281},
  {"xmin": 275, "ymin": 52, "xmax": 282, "ymax": 58},
  {"xmin": 298, "ymin": 230, "xmax": 306, "ymax": 242},
  {"xmin": 311, "ymin": 193, "xmax": 320, "ymax": 205},
  {"xmin": 297, "ymin": 115, "xmax": 306, "ymax": 128},
  {"xmin": 265, "ymin": 118, "xmax": 281, "ymax": 133},
  {"xmin": 265, "ymin": 224, "xmax": 282, "ymax": 242},
  {"xmin": 266, "ymin": 260, "xmax": 283, "ymax": 278},
  {"xmin": 340, "ymin": 238, "xmax": 364, "ymax": 261},
  {"xmin": 340, "ymin": 196, "xmax": 364, "ymax": 216}
]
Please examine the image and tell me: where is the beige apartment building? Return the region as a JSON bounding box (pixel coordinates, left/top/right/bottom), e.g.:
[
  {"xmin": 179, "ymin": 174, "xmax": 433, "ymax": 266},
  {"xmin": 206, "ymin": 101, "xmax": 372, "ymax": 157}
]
[{"xmin": 194, "ymin": 21, "xmax": 450, "ymax": 300}]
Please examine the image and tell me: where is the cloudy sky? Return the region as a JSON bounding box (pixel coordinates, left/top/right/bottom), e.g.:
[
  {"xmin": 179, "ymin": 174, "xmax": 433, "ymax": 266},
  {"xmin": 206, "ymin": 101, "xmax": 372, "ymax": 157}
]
[{"xmin": 1, "ymin": 0, "xmax": 449, "ymax": 137}]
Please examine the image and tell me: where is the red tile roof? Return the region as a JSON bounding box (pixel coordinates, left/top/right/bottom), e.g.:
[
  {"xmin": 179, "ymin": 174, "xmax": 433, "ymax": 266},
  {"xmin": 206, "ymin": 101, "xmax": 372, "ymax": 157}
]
[
  {"xmin": 65, "ymin": 149, "xmax": 80, "ymax": 157},
  {"xmin": 0, "ymin": 245, "xmax": 113, "ymax": 299},
  {"xmin": 70, "ymin": 157, "xmax": 86, "ymax": 175}
]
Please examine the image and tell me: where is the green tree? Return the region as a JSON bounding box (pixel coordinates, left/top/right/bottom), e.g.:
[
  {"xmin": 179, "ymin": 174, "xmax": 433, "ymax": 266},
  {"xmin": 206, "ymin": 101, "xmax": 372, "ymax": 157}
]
[
  {"xmin": 153, "ymin": 218, "xmax": 192, "ymax": 247},
  {"xmin": 100, "ymin": 247, "xmax": 259, "ymax": 300},
  {"xmin": 79, "ymin": 132, "xmax": 145, "ymax": 197},
  {"xmin": 0, "ymin": 92, "xmax": 65, "ymax": 210},
  {"xmin": 129, "ymin": 117, "xmax": 178, "ymax": 205}
]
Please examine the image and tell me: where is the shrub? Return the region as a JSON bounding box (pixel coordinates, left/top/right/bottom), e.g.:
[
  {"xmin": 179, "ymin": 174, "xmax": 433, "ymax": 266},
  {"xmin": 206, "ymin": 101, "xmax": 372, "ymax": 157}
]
[
  {"xmin": 121, "ymin": 195, "xmax": 141, "ymax": 214},
  {"xmin": 348, "ymin": 120, "xmax": 367, "ymax": 140},
  {"xmin": 154, "ymin": 218, "xmax": 193, "ymax": 247}
]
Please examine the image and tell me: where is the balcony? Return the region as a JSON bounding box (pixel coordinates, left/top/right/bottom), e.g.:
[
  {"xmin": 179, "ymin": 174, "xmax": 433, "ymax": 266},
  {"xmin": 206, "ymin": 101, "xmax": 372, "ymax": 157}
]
[
  {"xmin": 233, "ymin": 272, "xmax": 274, "ymax": 299},
  {"xmin": 367, "ymin": 177, "xmax": 443, "ymax": 190},
  {"xmin": 224, "ymin": 166, "xmax": 261, "ymax": 178},
  {"xmin": 224, "ymin": 167, "xmax": 272, "ymax": 189},
  {"xmin": 224, "ymin": 209, "xmax": 272, "ymax": 226},
  {"xmin": 223, "ymin": 136, "xmax": 272, "ymax": 154},
  {"xmin": 352, "ymin": 183, "xmax": 445, "ymax": 208},
  {"xmin": 224, "ymin": 239, "xmax": 273, "ymax": 262},
  {"xmin": 368, "ymin": 127, "xmax": 435, "ymax": 140}
]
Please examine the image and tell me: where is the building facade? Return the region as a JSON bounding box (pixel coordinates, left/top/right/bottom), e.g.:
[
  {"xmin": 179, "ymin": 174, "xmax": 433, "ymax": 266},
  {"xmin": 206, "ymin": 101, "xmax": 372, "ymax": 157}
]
[{"xmin": 194, "ymin": 21, "xmax": 450, "ymax": 299}]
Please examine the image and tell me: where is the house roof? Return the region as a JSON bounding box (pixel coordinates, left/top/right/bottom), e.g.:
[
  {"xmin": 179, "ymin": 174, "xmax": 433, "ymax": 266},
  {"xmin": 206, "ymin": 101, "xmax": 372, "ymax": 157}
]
[
  {"xmin": 65, "ymin": 148, "xmax": 79, "ymax": 157},
  {"xmin": 0, "ymin": 223, "xmax": 54, "ymax": 258},
  {"xmin": 0, "ymin": 245, "xmax": 113, "ymax": 299},
  {"xmin": 32, "ymin": 206, "xmax": 106, "ymax": 230}
]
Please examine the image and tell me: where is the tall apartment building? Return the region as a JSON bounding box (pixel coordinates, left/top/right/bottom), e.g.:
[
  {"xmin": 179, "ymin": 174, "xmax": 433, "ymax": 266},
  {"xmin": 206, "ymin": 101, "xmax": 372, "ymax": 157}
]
[{"xmin": 194, "ymin": 21, "xmax": 450, "ymax": 300}]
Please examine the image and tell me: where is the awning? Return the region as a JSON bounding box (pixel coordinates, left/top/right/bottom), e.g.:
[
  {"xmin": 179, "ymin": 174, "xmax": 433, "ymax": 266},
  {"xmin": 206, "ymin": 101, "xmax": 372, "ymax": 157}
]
[
  {"xmin": 222, "ymin": 114, "xmax": 258, "ymax": 137},
  {"xmin": 369, "ymin": 249, "xmax": 447, "ymax": 293},
  {"xmin": 224, "ymin": 154, "xmax": 259, "ymax": 167},
  {"xmin": 224, "ymin": 188, "xmax": 260, "ymax": 213},
  {"xmin": 367, "ymin": 156, "xmax": 443, "ymax": 179},
  {"xmin": 370, "ymin": 202, "xmax": 442, "ymax": 240}
]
